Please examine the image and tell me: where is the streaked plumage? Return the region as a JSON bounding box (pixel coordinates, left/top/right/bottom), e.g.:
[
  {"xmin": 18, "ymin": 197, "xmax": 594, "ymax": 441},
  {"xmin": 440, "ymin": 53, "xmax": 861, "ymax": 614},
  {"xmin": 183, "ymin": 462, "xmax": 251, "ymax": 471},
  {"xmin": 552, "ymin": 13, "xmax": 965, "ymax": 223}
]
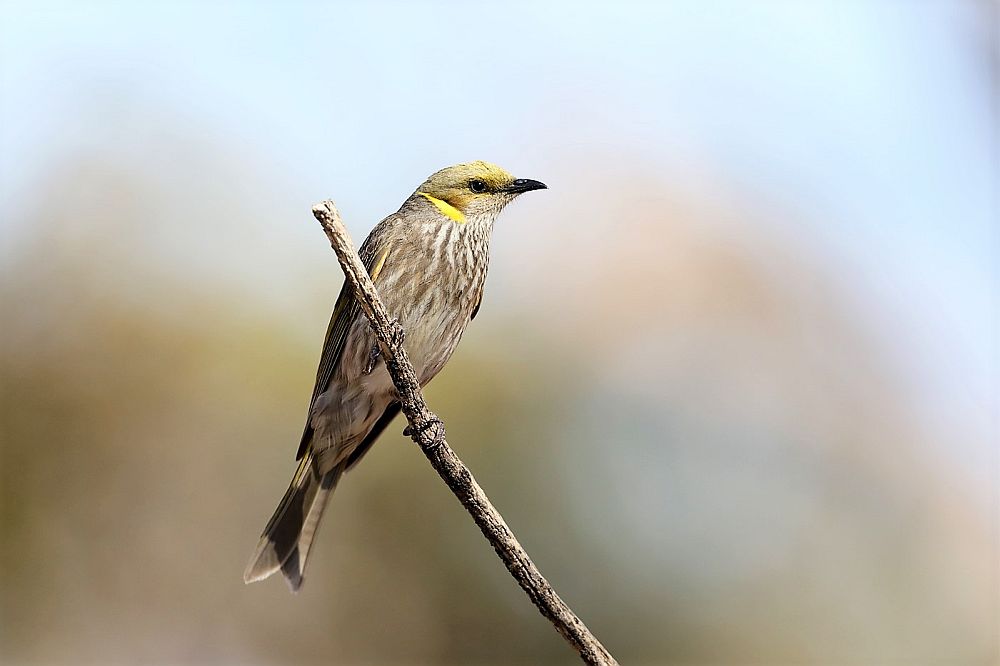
[{"xmin": 244, "ymin": 161, "xmax": 546, "ymax": 591}]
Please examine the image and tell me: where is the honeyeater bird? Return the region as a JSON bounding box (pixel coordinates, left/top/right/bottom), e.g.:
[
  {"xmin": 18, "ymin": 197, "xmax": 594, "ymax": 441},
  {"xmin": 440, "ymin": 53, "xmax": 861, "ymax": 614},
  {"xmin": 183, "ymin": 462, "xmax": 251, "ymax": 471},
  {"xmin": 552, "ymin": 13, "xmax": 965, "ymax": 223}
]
[{"xmin": 244, "ymin": 161, "xmax": 546, "ymax": 591}]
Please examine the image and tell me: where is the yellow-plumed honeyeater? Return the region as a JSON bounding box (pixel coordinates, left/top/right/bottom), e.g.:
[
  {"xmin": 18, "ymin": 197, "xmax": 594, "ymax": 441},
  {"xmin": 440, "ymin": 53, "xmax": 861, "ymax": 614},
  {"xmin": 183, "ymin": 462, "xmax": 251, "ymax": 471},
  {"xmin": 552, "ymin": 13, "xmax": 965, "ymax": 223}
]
[{"xmin": 244, "ymin": 161, "xmax": 546, "ymax": 591}]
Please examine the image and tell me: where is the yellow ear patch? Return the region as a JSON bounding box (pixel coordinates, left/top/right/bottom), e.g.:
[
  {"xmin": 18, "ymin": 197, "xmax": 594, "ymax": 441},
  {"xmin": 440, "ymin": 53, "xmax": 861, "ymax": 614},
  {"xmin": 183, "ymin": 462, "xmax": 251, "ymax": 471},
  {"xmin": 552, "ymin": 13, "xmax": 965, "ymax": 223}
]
[{"xmin": 418, "ymin": 192, "xmax": 466, "ymax": 223}]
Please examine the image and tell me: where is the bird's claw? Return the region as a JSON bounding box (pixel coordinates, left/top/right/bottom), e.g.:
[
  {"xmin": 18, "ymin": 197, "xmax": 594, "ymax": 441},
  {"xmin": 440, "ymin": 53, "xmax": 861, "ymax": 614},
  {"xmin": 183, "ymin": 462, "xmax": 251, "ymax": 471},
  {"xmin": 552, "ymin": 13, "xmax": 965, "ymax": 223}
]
[
  {"xmin": 403, "ymin": 414, "xmax": 445, "ymax": 446},
  {"xmin": 363, "ymin": 344, "xmax": 380, "ymax": 375},
  {"xmin": 364, "ymin": 319, "xmax": 404, "ymax": 375},
  {"xmin": 387, "ymin": 318, "xmax": 405, "ymax": 348}
]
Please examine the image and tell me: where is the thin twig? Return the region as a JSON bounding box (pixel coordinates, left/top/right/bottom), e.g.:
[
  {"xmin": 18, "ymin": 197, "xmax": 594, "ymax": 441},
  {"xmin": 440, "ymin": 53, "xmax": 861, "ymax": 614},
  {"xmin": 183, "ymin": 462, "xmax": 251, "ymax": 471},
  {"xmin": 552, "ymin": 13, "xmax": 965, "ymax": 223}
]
[{"xmin": 312, "ymin": 200, "xmax": 619, "ymax": 666}]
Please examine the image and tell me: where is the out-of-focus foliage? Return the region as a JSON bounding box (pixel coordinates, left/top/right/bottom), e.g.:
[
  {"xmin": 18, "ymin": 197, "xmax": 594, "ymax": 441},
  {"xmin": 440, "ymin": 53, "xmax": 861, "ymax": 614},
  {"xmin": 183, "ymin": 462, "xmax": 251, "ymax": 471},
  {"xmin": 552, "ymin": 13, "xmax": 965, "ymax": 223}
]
[
  {"xmin": 1, "ymin": 142, "xmax": 993, "ymax": 664},
  {"xmin": 1, "ymin": 1, "xmax": 994, "ymax": 665}
]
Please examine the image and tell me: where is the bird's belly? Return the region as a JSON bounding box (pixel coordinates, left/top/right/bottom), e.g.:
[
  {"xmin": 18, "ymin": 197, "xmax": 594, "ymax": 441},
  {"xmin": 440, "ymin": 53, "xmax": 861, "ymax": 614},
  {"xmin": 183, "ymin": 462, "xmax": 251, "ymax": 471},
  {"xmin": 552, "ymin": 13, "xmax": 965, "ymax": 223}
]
[
  {"xmin": 310, "ymin": 285, "xmax": 474, "ymax": 467},
  {"xmin": 402, "ymin": 307, "xmax": 469, "ymax": 384},
  {"xmin": 309, "ymin": 382, "xmax": 392, "ymax": 468}
]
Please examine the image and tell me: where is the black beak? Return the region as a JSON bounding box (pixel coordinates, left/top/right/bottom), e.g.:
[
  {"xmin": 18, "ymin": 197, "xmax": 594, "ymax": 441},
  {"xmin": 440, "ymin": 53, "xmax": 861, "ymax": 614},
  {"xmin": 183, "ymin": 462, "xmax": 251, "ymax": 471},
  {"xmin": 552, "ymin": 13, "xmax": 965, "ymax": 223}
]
[{"xmin": 505, "ymin": 178, "xmax": 547, "ymax": 194}]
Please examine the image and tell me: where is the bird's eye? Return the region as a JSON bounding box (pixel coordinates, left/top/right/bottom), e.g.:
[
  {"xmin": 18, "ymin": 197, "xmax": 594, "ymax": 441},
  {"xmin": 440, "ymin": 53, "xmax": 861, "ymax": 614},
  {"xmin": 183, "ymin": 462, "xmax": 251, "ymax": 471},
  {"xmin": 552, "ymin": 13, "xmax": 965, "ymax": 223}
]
[{"xmin": 469, "ymin": 179, "xmax": 487, "ymax": 193}]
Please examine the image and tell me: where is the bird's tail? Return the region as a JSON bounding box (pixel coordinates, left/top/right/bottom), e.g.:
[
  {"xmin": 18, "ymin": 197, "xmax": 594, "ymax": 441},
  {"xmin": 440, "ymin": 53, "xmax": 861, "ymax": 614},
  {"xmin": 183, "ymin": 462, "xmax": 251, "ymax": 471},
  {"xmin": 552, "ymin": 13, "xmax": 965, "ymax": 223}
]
[{"xmin": 243, "ymin": 450, "xmax": 342, "ymax": 592}]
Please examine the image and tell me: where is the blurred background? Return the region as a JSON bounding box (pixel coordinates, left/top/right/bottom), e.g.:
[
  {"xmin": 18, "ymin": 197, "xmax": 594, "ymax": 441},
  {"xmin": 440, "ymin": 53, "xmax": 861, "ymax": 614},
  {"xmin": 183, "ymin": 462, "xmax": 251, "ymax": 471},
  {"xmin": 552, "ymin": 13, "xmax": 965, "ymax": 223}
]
[{"xmin": 1, "ymin": 1, "xmax": 996, "ymax": 664}]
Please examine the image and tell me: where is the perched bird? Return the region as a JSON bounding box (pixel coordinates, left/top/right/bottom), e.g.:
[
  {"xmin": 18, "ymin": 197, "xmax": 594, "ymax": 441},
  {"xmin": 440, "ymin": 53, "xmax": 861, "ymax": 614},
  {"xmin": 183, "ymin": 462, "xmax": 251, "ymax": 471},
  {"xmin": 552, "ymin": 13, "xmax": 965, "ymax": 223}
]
[{"xmin": 244, "ymin": 161, "xmax": 546, "ymax": 591}]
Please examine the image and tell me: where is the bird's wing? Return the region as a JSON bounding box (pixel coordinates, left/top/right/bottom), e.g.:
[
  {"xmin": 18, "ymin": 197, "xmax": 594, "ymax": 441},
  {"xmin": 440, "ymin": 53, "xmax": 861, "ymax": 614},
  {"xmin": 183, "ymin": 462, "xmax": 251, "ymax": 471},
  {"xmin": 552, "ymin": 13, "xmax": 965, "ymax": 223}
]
[
  {"xmin": 342, "ymin": 402, "xmax": 401, "ymax": 471},
  {"xmin": 471, "ymin": 284, "xmax": 484, "ymax": 320},
  {"xmin": 296, "ymin": 218, "xmax": 396, "ymax": 460}
]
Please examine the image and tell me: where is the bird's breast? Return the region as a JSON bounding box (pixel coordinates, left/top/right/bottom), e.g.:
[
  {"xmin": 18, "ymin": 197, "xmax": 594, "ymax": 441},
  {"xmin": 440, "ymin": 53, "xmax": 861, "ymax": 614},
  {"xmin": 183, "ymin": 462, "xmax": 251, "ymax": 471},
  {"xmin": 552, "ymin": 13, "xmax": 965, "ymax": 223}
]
[
  {"xmin": 391, "ymin": 223, "xmax": 490, "ymax": 384},
  {"xmin": 339, "ymin": 221, "xmax": 490, "ymax": 398}
]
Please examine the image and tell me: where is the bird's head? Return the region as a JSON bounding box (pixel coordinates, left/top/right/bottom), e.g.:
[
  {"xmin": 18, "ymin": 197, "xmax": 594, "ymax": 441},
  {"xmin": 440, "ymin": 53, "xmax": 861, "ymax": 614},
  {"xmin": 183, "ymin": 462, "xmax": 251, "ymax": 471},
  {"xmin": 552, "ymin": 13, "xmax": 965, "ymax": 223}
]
[{"xmin": 413, "ymin": 161, "xmax": 546, "ymax": 224}]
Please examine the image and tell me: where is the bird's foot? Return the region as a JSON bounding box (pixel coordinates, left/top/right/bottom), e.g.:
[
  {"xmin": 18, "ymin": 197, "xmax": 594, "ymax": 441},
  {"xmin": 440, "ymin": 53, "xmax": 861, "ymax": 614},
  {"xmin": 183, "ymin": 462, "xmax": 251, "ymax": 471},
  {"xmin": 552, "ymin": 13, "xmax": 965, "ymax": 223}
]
[
  {"xmin": 364, "ymin": 319, "xmax": 404, "ymax": 376},
  {"xmin": 363, "ymin": 343, "xmax": 380, "ymax": 375},
  {"xmin": 386, "ymin": 318, "xmax": 405, "ymax": 348},
  {"xmin": 403, "ymin": 413, "xmax": 445, "ymax": 447}
]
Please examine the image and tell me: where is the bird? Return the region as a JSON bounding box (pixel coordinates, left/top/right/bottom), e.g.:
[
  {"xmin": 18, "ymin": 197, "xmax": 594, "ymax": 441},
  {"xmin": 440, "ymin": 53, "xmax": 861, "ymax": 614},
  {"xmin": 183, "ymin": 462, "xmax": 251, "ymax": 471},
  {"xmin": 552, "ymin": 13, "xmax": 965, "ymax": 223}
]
[{"xmin": 244, "ymin": 161, "xmax": 547, "ymax": 591}]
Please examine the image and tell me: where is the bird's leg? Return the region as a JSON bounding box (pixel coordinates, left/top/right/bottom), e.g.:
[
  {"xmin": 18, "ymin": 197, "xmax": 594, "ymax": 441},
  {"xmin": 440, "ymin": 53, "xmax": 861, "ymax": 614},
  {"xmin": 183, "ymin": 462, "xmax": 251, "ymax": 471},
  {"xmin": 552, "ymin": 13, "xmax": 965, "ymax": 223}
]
[
  {"xmin": 386, "ymin": 317, "xmax": 405, "ymax": 348},
  {"xmin": 363, "ymin": 343, "xmax": 380, "ymax": 375},
  {"xmin": 364, "ymin": 318, "xmax": 404, "ymax": 375},
  {"xmin": 403, "ymin": 412, "xmax": 446, "ymax": 447}
]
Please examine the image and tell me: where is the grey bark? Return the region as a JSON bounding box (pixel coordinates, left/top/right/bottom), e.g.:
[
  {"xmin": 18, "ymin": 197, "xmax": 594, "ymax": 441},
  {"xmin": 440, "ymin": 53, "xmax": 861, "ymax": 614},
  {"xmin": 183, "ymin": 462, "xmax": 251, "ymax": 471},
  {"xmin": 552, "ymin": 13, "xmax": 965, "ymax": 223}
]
[{"xmin": 312, "ymin": 200, "xmax": 619, "ymax": 666}]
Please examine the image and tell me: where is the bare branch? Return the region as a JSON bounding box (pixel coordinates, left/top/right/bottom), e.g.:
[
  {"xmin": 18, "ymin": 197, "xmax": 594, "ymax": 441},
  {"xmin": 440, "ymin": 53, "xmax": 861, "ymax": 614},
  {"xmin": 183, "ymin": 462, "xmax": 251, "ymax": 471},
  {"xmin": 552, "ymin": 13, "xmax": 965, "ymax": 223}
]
[{"xmin": 312, "ymin": 200, "xmax": 619, "ymax": 666}]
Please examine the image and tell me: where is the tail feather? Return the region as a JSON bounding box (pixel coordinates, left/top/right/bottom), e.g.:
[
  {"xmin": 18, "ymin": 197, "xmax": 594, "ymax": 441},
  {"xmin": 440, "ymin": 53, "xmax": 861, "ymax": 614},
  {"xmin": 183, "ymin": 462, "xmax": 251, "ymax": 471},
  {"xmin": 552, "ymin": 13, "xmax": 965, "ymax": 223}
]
[{"xmin": 243, "ymin": 452, "xmax": 341, "ymax": 591}]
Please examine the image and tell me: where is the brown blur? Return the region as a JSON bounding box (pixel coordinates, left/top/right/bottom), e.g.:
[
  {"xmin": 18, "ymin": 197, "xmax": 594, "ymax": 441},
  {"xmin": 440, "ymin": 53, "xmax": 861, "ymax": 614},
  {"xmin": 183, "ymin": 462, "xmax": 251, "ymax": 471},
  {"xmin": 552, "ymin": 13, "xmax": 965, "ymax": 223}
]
[{"xmin": 1, "ymin": 117, "xmax": 994, "ymax": 665}]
